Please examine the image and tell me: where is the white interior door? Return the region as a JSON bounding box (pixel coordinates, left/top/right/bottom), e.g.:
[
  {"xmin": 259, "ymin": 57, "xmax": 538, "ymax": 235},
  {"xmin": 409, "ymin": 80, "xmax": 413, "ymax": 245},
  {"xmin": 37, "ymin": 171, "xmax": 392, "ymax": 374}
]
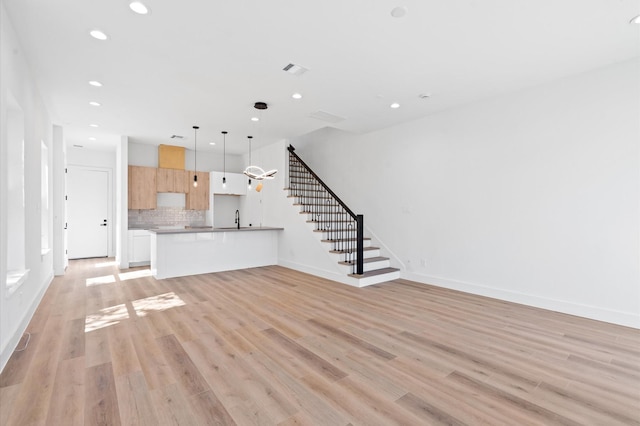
[{"xmin": 67, "ymin": 167, "xmax": 109, "ymax": 259}]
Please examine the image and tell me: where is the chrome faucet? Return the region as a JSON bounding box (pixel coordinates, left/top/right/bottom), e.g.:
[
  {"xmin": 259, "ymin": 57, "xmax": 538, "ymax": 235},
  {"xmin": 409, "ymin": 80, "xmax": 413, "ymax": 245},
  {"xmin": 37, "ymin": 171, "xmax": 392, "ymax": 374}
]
[{"xmin": 235, "ymin": 209, "xmax": 240, "ymax": 229}]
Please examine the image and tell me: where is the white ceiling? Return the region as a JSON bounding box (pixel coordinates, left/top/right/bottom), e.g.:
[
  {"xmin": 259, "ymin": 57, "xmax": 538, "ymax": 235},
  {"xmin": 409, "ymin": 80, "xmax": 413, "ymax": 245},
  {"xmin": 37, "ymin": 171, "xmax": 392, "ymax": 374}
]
[{"xmin": 4, "ymin": 0, "xmax": 639, "ymax": 154}]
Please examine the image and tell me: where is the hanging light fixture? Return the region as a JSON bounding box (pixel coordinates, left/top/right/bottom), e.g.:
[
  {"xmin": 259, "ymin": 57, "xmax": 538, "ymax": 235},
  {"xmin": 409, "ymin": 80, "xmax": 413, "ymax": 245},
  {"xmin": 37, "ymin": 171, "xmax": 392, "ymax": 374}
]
[
  {"xmin": 192, "ymin": 125, "xmax": 199, "ymax": 187},
  {"xmin": 221, "ymin": 131, "xmax": 227, "ymax": 188},
  {"xmin": 247, "ymin": 136, "xmax": 253, "ymax": 190},
  {"xmin": 243, "ymin": 102, "xmax": 278, "ymax": 185}
]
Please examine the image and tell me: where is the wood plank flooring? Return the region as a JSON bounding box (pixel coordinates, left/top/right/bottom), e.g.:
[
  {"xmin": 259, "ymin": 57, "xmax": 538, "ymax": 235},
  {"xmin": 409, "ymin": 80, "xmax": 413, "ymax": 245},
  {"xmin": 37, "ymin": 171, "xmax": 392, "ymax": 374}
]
[{"xmin": 1, "ymin": 258, "xmax": 638, "ymax": 425}]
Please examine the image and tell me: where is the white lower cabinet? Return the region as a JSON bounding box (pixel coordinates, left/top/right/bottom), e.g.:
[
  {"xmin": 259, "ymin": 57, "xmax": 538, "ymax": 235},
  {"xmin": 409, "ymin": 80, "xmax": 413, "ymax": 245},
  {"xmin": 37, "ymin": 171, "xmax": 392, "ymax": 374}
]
[{"xmin": 128, "ymin": 229, "xmax": 151, "ymax": 266}]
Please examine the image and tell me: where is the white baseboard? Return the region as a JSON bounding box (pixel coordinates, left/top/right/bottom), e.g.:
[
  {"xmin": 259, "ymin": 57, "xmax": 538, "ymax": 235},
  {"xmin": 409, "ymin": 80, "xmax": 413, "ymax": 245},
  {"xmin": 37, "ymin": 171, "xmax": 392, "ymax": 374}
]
[
  {"xmin": 402, "ymin": 271, "xmax": 640, "ymax": 329},
  {"xmin": 278, "ymin": 259, "xmax": 368, "ymax": 287},
  {"xmin": 0, "ymin": 272, "xmax": 54, "ymax": 374}
]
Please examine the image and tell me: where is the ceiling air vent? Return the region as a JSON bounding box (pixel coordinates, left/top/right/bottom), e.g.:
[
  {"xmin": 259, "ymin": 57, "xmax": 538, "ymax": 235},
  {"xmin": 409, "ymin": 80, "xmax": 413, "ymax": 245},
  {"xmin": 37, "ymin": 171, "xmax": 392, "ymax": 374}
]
[
  {"xmin": 283, "ymin": 63, "xmax": 309, "ymax": 76},
  {"xmin": 308, "ymin": 110, "xmax": 345, "ymax": 123}
]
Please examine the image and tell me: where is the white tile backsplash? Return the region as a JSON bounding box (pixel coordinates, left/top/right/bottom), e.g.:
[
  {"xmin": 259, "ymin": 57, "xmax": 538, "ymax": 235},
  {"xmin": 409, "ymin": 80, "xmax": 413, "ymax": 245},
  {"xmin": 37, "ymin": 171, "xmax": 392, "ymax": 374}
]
[{"xmin": 129, "ymin": 207, "xmax": 206, "ymax": 228}]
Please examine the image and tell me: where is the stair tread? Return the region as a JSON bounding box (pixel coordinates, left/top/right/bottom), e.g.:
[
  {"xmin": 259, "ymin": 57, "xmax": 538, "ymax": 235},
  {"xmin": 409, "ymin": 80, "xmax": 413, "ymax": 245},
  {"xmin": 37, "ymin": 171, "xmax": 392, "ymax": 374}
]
[
  {"xmin": 321, "ymin": 237, "xmax": 371, "ymax": 242},
  {"xmin": 330, "ymin": 247, "xmax": 379, "ymax": 253},
  {"xmin": 313, "ymin": 228, "xmax": 357, "ymax": 233},
  {"xmin": 305, "ymin": 218, "xmax": 356, "ymax": 222},
  {"xmin": 293, "ymin": 203, "xmax": 346, "ymax": 208},
  {"xmin": 348, "ymin": 267, "xmax": 400, "ymax": 278},
  {"xmin": 339, "ymin": 256, "xmax": 389, "ymax": 265}
]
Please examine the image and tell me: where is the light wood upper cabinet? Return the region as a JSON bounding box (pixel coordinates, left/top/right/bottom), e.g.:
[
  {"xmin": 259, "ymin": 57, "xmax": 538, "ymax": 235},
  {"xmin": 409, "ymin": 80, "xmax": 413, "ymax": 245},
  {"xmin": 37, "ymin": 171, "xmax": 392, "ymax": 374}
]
[
  {"xmin": 173, "ymin": 169, "xmax": 189, "ymax": 193},
  {"xmin": 156, "ymin": 168, "xmax": 174, "ymax": 192},
  {"xmin": 157, "ymin": 168, "xmax": 188, "ymax": 193},
  {"xmin": 128, "ymin": 166, "xmax": 157, "ymax": 209},
  {"xmin": 186, "ymin": 171, "xmax": 209, "ymax": 210}
]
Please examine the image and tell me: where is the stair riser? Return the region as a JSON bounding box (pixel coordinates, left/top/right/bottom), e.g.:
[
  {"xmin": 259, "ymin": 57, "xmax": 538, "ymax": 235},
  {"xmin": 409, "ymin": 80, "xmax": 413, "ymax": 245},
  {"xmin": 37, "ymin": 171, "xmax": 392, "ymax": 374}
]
[
  {"xmin": 322, "ymin": 242, "xmax": 373, "ymax": 251},
  {"xmin": 338, "ymin": 260, "xmax": 391, "ymax": 273},
  {"xmin": 353, "ymin": 270, "xmax": 401, "ymax": 287},
  {"xmin": 329, "ymin": 249, "xmax": 381, "ymax": 261}
]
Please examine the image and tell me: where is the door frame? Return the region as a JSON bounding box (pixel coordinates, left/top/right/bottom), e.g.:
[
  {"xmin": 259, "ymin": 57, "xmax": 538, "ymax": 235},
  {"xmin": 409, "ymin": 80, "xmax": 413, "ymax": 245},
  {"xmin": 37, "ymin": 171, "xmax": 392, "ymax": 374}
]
[{"xmin": 66, "ymin": 164, "xmax": 114, "ymax": 258}]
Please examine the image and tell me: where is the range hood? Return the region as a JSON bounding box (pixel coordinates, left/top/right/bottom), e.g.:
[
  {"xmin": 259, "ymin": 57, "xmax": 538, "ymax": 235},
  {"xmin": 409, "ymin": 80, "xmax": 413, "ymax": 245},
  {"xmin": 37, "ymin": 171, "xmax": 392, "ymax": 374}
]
[{"xmin": 158, "ymin": 144, "xmax": 185, "ymax": 169}]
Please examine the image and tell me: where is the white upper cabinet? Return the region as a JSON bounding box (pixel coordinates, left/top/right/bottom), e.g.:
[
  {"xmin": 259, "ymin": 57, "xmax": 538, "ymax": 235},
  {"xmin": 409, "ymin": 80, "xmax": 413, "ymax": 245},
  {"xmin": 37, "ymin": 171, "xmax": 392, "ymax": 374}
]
[{"xmin": 211, "ymin": 171, "xmax": 247, "ymax": 195}]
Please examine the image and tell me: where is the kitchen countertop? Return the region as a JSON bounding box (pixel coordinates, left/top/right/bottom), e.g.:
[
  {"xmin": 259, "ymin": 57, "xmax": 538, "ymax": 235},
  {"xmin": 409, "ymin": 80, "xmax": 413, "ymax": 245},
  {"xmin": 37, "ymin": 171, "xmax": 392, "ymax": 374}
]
[{"xmin": 148, "ymin": 226, "xmax": 283, "ymax": 235}]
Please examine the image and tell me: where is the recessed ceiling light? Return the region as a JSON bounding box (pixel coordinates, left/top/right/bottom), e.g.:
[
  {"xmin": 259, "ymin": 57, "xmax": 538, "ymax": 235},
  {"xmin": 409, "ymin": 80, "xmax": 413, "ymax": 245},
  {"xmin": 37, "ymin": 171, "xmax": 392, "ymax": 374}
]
[
  {"xmin": 89, "ymin": 30, "xmax": 109, "ymax": 41},
  {"xmin": 251, "ymin": 117, "xmax": 259, "ymax": 122},
  {"xmin": 89, "ymin": 80, "xmax": 103, "ymax": 87},
  {"xmin": 88, "ymin": 137, "xmax": 97, "ymax": 141},
  {"xmin": 129, "ymin": 1, "xmax": 150, "ymax": 15},
  {"xmin": 89, "ymin": 101, "xmax": 101, "ymax": 107},
  {"xmin": 630, "ymin": 14, "xmax": 640, "ymax": 24},
  {"xmin": 390, "ymin": 103, "xmax": 400, "ymax": 109},
  {"xmin": 292, "ymin": 93, "xmax": 303, "ymax": 99},
  {"xmin": 89, "ymin": 124, "xmax": 99, "ymax": 128},
  {"xmin": 391, "ymin": 6, "xmax": 408, "ymax": 18},
  {"xmin": 209, "ymin": 142, "xmax": 216, "ymax": 146}
]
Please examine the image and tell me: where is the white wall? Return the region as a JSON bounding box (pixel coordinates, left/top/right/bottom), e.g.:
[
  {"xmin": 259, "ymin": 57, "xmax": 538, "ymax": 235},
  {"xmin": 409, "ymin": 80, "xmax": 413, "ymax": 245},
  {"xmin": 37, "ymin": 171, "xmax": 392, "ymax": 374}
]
[
  {"xmin": 290, "ymin": 59, "xmax": 640, "ymax": 328},
  {"xmin": 52, "ymin": 125, "xmax": 67, "ymax": 275},
  {"xmin": 0, "ymin": 1, "xmax": 56, "ymax": 371},
  {"xmin": 116, "ymin": 136, "xmax": 128, "ymax": 268}
]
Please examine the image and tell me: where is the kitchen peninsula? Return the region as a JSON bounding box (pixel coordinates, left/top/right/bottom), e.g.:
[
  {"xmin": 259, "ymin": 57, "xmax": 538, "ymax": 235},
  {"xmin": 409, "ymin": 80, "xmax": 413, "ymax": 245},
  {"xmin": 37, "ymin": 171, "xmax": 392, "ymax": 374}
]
[{"xmin": 149, "ymin": 226, "xmax": 283, "ymax": 279}]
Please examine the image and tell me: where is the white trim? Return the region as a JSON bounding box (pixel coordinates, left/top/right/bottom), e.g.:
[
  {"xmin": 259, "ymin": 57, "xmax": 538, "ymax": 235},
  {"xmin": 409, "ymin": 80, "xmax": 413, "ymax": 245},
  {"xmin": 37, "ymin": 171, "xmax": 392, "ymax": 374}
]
[
  {"xmin": 277, "ymin": 259, "xmax": 399, "ymax": 288},
  {"xmin": 402, "ymin": 271, "xmax": 640, "ymax": 329},
  {"xmin": 5, "ymin": 269, "xmax": 29, "ymax": 298},
  {"xmin": 364, "ymin": 224, "xmax": 406, "ymax": 270},
  {"xmin": 0, "ymin": 272, "xmax": 52, "ymax": 373}
]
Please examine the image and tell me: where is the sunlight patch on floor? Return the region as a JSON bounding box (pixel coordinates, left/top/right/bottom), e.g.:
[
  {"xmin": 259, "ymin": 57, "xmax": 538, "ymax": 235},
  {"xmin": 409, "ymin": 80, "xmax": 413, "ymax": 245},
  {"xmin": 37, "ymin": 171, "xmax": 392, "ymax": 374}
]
[
  {"xmin": 132, "ymin": 292, "xmax": 186, "ymax": 317},
  {"xmin": 118, "ymin": 269, "xmax": 152, "ymax": 281},
  {"xmin": 86, "ymin": 274, "xmax": 116, "ymax": 287},
  {"xmin": 85, "ymin": 303, "xmax": 129, "ymax": 332}
]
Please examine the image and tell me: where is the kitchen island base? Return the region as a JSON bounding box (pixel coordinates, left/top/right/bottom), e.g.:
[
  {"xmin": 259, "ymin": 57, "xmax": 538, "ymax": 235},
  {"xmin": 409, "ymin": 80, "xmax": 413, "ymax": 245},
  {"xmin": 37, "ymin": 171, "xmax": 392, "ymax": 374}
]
[{"xmin": 150, "ymin": 228, "xmax": 281, "ymax": 279}]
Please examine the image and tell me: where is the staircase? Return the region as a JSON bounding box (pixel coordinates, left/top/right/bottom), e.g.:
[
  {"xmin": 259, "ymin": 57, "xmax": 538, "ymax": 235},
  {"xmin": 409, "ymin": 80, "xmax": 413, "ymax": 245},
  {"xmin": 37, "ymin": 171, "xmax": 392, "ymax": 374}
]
[{"xmin": 286, "ymin": 145, "xmax": 399, "ymax": 287}]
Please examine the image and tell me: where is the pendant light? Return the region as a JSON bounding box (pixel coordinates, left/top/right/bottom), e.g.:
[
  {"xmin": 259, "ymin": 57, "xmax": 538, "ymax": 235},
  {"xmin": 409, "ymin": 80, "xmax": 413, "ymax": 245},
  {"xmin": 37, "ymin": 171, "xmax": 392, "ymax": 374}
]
[
  {"xmin": 247, "ymin": 135, "xmax": 253, "ymax": 190},
  {"xmin": 192, "ymin": 125, "xmax": 199, "ymax": 187},
  {"xmin": 243, "ymin": 102, "xmax": 278, "ymax": 185},
  {"xmin": 221, "ymin": 131, "xmax": 227, "ymax": 188}
]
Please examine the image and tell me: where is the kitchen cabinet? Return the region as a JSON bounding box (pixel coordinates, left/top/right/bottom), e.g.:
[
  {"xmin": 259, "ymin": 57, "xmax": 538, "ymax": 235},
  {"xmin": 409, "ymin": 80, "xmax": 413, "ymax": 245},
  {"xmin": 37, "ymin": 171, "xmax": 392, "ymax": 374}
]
[
  {"xmin": 186, "ymin": 171, "xmax": 209, "ymax": 210},
  {"xmin": 173, "ymin": 169, "xmax": 189, "ymax": 193},
  {"xmin": 211, "ymin": 171, "xmax": 247, "ymax": 195},
  {"xmin": 128, "ymin": 166, "xmax": 157, "ymax": 209},
  {"xmin": 157, "ymin": 168, "xmax": 188, "ymax": 193},
  {"xmin": 128, "ymin": 229, "xmax": 151, "ymax": 266}
]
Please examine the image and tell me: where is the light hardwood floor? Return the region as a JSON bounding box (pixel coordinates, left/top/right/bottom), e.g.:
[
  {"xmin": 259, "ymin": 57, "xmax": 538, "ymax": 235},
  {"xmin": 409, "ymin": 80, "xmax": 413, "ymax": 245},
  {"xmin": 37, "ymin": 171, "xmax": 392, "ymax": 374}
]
[{"xmin": 1, "ymin": 259, "xmax": 638, "ymax": 425}]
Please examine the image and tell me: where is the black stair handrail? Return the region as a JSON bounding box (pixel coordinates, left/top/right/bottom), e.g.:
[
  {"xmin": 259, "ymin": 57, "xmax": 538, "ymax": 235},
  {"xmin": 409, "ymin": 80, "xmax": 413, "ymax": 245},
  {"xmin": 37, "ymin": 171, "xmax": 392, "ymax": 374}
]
[{"xmin": 288, "ymin": 145, "xmax": 364, "ymax": 275}]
